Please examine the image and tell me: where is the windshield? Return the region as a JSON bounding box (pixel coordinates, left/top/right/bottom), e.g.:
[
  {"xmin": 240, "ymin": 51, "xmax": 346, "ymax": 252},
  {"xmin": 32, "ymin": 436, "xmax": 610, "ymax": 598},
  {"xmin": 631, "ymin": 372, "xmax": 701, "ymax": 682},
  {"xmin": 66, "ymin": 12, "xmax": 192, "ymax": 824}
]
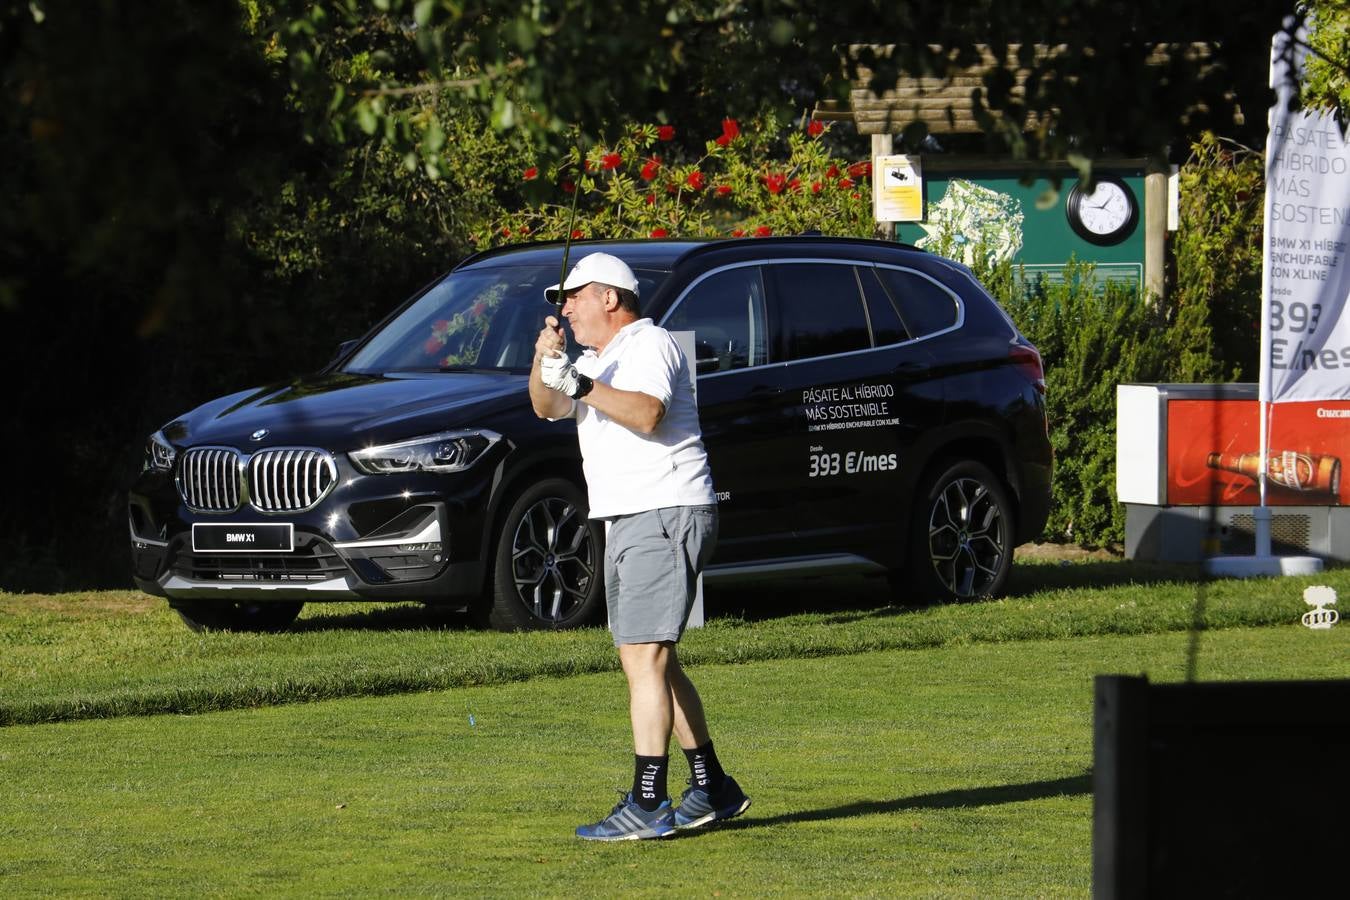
[{"xmin": 345, "ymin": 264, "xmax": 671, "ymax": 374}]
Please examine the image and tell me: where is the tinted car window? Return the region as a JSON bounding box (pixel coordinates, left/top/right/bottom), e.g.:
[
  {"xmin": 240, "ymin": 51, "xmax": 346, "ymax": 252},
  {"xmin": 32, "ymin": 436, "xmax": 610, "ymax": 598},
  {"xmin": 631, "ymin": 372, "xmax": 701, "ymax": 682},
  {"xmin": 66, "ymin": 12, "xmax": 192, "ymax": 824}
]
[
  {"xmin": 346, "ymin": 266, "xmax": 555, "ymax": 373},
  {"xmin": 858, "ymin": 266, "xmax": 910, "ymax": 345},
  {"xmin": 346, "ymin": 266, "xmax": 670, "ymax": 373},
  {"xmin": 766, "ymin": 263, "xmax": 870, "ymax": 361},
  {"xmin": 875, "ymin": 267, "xmax": 959, "ymax": 338},
  {"xmin": 663, "ymin": 265, "xmax": 769, "ymax": 374}
]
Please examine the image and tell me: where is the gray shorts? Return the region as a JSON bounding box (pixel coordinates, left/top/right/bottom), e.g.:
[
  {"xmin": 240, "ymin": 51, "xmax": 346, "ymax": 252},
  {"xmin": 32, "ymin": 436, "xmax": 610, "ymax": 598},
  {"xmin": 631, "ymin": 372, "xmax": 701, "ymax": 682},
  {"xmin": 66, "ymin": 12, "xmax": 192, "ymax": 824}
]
[{"xmin": 603, "ymin": 505, "xmax": 718, "ymax": 645}]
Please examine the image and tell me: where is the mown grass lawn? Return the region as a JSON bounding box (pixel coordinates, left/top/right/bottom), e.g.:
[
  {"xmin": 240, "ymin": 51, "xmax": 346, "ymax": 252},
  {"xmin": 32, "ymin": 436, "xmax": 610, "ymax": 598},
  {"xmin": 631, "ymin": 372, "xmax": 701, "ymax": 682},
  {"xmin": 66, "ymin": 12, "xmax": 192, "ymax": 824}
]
[
  {"xmin": 1, "ymin": 624, "xmax": 1346, "ymax": 897},
  {"xmin": 2, "ymin": 561, "xmax": 1346, "ymax": 725}
]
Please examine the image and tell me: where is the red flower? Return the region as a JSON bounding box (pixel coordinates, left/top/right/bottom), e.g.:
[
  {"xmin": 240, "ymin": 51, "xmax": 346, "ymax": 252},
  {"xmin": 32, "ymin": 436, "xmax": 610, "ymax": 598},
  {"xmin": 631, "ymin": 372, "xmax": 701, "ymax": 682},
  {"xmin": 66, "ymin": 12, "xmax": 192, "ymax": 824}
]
[
  {"xmin": 686, "ymin": 170, "xmax": 706, "ymax": 190},
  {"xmin": 754, "ymin": 225, "xmax": 773, "ymax": 237},
  {"xmin": 807, "ymin": 120, "xmax": 825, "ymax": 137},
  {"xmin": 470, "ymin": 301, "xmax": 487, "ymax": 317},
  {"xmin": 651, "ymin": 228, "xmax": 669, "ymax": 238},
  {"xmin": 826, "ymin": 164, "xmax": 840, "ymax": 179},
  {"xmin": 731, "ymin": 229, "xmax": 746, "ymax": 237},
  {"xmin": 763, "ymin": 173, "xmax": 787, "ymax": 194},
  {"xmin": 432, "ymin": 319, "xmax": 451, "ymax": 334},
  {"xmin": 811, "ymin": 181, "xmax": 823, "ymax": 194},
  {"xmin": 500, "ymin": 226, "xmax": 511, "ymax": 237},
  {"xmin": 640, "ymin": 157, "xmax": 661, "ymax": 180},
  {"xmin": 715, "ymin": 184, "xmax": 733, "ymax": 197},
  {"xmin": 658, "ymin": 125, "xmax": 675, "ymax": 141},
  {"xmin": 570, "ymin": 229, "xmax": 584, "ymax": 239},
  {"xmin": 423, "ymin": 337, "xmax": 443, "ymax": 355},
  {"xmin": 851, "ymin": 191, "xmax": 861, "ymax": 199},
  {"xmin": 561, "ymin": 180, "xmax": 575, "ymax": 194},
  {"xmin": 789, "ymin": 178, "xmax": 801, "ymax": 192},
  {"xmin": 714, "ymin": 117, "xmax": 740, "ymax": 146},
  {"xmin": 601, "ymin": 152, "xmax": 622, "ymax": 170},
  {"xmin": 838, "ymin": 177, "xmax": 854, "ymax": 189},
  {"xmin": 666, "ymin": 182, "xmax": 678, "ymax": 194},
  {"xmin": 518, "ymin": 225, "xmax": 530, "ymax": 235},
  {"xmin": 645, "ymin": 193, "xmax": 656, "ymax": 205},
  {"xmin": 522, "ymin": 166, "xmax": 538, "ymax": 180},
  {"xmin": 847, "ymin": 161, "xmax": 871, "ymax": 178},
  {"xmin": 582, "ymin": 159, "xmax": 592, "ymax": 172}
]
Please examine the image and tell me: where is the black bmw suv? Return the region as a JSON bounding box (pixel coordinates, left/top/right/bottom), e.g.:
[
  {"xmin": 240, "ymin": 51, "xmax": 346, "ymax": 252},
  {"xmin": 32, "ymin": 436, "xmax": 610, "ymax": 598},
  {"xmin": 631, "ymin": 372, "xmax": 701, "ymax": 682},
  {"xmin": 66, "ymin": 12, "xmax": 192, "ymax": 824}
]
[{"xmin": 129, "ymin": 237, "xmax": 1051, "ymax": 632}]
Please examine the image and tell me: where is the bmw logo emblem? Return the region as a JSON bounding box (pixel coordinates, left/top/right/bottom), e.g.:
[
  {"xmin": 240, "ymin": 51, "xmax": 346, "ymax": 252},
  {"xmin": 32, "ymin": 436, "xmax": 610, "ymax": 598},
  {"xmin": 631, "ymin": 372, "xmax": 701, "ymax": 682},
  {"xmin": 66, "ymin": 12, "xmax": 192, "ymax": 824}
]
[{"xmin": 250, "ymin": 428, "xmax": 270, "ymax": 442}]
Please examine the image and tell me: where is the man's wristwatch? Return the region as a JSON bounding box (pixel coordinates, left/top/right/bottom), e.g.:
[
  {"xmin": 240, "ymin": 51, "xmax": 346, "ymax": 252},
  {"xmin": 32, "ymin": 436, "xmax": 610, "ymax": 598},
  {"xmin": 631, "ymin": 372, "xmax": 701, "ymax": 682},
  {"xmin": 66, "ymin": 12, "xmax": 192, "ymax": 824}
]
[{"xmin": 571, "ymin": 373, "xmax": 594, "ymax": 400}]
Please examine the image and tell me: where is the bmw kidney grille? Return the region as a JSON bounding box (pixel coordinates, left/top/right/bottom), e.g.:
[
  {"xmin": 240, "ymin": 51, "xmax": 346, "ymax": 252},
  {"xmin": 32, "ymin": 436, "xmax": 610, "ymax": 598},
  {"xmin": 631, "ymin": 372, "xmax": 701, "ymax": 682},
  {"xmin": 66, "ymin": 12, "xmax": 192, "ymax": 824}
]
[{"xmin": 177, "ymin": 447, "xmax": 337, "ymax": 513}]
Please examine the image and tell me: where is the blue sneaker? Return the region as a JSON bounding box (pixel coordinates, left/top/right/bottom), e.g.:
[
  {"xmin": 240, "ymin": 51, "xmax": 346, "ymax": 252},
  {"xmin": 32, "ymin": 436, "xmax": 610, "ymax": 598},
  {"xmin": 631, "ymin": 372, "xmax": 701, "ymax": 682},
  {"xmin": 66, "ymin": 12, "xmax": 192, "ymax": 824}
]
[
  {"xmin": 575, "ymin": 793, "xmax": 676, "ymax": 841},
  {"xmin": 674, "ymin": 775, "xmax": 751, "ymax": 830}
]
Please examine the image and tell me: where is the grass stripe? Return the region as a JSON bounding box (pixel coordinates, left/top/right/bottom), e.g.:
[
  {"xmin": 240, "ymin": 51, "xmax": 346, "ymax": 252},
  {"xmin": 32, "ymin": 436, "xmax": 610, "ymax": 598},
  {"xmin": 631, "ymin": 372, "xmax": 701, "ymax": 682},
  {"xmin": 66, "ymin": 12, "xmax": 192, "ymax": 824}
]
[{"xmin": 1, "ymin": 562, "xmax": 1345, "ymax": 726}]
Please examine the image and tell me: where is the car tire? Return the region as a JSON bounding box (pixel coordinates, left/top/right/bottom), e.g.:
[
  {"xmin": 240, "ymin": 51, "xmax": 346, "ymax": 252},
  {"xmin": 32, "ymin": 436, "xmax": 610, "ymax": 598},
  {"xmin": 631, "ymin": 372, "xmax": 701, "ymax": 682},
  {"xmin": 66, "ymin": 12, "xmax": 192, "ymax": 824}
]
[
  {"xmin": 169, "ymin": 600, "xmax": 305, "ymax": 633},
  {"xmin": 905, "ymin": 459, "xmax": 1013, "ymax": 603},
  {"xmin": 486, "ymin": 477, "xmax": 605, "ymax": 631}
]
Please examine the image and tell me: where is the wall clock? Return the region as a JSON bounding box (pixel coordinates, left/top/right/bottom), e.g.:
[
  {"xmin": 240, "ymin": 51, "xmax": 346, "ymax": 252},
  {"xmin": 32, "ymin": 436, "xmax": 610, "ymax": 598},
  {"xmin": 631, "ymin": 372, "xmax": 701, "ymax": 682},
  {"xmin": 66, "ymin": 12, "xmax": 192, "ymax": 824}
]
[{"xmin": 1065, "ymin": 175, "xmax": 1138, "ymax": 245}]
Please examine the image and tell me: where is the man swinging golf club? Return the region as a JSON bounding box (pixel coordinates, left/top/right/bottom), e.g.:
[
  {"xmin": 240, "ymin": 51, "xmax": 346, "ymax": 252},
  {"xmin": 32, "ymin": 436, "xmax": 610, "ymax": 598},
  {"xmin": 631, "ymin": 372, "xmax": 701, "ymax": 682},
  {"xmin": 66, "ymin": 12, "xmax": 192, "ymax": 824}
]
[{"xmin": 529, "ymin": 251, "xmax": 751, "ymax": 840}]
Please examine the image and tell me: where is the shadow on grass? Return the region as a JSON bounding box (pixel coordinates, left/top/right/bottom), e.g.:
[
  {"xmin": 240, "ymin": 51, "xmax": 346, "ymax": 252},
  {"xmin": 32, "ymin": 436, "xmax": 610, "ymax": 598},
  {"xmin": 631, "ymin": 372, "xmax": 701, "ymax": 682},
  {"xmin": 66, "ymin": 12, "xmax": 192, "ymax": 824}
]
[
  {"xmin": 1004, "ymin": 560, "xmax": 1203, "ymax": 597},
  {"xmin": 703, "ymin": 575, "xmax": 895, "ymax": 622},
  {"xmin": 278, "ymin": 557, "xmax": 1210, "ymax": 633},
  {"xmin": 715, "ymin": 772, "xmax": 1092, "ymax": 832},
  {"xmin": 703, "ymin": 557, "xmax": 1206, "ymax": 625},
  {"xmin": 289, "ymin": 602, "xmax": 474, "ymax": 633}
]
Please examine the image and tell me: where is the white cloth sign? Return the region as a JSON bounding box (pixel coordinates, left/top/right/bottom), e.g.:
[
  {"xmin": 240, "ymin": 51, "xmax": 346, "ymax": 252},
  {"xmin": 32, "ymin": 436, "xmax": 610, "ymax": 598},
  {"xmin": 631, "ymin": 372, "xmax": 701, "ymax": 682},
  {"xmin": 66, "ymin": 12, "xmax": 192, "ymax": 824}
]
[{"xmin": 1261, "ymin": 23, "xmax": 1350, "ymax": 402}]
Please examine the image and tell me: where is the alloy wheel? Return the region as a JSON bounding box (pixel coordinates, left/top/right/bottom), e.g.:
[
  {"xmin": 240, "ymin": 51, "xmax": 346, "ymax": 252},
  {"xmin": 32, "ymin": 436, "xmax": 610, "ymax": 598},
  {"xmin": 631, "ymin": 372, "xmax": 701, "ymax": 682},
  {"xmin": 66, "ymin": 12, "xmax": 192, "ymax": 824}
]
[
  {"xmin": 509, "ymin": 495, "xmax": 597, "ymax": 624},
  {"xmin": 927, "ymin": 475, "xmax": 1007, "ymax": 598}
]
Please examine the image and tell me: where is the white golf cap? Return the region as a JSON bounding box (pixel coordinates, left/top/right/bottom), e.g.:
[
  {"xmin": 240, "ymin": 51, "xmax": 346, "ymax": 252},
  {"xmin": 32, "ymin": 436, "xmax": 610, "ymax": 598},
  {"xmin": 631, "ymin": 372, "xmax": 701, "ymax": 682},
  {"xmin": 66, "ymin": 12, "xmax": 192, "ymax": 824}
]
[{"xmin": 544, "ymin": 252, "xmax": 640, "ymax": 305}]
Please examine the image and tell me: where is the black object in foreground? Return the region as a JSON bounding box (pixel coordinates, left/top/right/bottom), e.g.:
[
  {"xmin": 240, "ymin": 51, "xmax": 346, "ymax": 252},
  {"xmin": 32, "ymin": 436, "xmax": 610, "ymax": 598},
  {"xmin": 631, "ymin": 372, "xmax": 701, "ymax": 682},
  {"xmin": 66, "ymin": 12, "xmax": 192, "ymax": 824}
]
[{"xmin": 1093, "ymin": 675, "xmax": 1350, "ymax": 898}]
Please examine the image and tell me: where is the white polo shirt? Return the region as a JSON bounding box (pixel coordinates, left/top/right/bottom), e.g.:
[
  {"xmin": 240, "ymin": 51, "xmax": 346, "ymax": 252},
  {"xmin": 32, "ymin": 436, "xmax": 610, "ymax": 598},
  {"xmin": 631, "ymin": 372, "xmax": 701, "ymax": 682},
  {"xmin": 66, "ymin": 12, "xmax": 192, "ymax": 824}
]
[{"xmin": 565, "ymin": 318, "xmax": 716, "ymax": 519}]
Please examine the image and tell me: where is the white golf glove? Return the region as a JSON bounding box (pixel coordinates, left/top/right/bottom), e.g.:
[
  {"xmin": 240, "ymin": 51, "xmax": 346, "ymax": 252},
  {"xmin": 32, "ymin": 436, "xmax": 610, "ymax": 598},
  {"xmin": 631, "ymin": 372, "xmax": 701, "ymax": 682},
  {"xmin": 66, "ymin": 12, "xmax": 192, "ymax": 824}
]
[{"xmin": 540, "ymin": 351, "xmax": 581, "ymax": 396}]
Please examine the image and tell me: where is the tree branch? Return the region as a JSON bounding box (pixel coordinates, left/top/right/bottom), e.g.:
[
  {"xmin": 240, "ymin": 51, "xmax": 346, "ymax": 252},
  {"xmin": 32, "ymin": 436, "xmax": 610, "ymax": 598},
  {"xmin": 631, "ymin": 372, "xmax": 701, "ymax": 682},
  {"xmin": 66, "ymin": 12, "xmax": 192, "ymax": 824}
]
[{"xmin": 360, "ymin": 79, "xmax": 481, "ymax": 97}]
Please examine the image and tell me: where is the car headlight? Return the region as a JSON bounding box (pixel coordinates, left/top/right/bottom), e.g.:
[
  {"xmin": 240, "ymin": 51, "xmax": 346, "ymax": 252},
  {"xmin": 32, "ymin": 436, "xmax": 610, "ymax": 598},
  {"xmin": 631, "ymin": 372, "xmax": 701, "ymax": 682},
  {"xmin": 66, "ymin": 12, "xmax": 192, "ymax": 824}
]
[
  {"xmin": 144, "ymin": 430, "xmax": 177, "ymax": 471},
  {"xmin": 349, "ymin": 429, "xmax": 503, "ymax": 475}
]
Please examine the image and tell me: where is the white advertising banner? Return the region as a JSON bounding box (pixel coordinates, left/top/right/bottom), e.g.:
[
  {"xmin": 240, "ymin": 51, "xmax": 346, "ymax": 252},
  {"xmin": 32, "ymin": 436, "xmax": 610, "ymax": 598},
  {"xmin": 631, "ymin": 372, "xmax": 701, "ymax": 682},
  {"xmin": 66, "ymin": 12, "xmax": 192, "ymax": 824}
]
[{"xmin": 1262, "ymin": 25, "xmax": 1350, "ymax": 403}]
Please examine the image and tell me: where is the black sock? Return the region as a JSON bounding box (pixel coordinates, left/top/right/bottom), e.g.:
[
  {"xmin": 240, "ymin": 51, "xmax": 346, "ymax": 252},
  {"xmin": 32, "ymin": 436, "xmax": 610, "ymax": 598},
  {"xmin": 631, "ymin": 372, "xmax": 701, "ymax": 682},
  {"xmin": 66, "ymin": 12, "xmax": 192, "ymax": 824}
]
[
  {"xmin": 683, "ymin": 741, "xmax": 726, "ymax": 792},
  {"xmin": 632, "ymin": 755, "xmax": 669, "ymax": 811}
]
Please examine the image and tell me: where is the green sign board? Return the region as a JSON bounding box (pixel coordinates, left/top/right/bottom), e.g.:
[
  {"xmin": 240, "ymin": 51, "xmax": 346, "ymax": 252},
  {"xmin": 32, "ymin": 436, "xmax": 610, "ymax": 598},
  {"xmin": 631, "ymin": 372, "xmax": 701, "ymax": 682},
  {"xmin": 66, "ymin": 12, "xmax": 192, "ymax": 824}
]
[{"xmin": 893, "ymin": 167, "xmax": 1147, "ymax": 288}]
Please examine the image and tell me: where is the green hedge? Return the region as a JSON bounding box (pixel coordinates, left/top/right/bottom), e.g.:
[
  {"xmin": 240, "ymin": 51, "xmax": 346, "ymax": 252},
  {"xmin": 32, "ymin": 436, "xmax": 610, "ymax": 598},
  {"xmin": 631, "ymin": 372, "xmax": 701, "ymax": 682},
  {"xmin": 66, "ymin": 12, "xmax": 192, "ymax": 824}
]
[
  {"xmin": 975, "ymin": 136, "xmax": 1260, "ymax": 547},
  {"xmin": 965, "ymin": 259, "xmax": 1225, "ymax": 547}
]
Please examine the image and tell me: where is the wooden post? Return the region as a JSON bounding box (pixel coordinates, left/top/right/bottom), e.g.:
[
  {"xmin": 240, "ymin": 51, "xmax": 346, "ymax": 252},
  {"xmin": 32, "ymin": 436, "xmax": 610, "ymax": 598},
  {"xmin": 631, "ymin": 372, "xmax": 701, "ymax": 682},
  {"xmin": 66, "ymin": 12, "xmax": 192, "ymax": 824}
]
[
  {"xmin": 1144, "ymin": 158, "xmax": 1168, "ymax": 303},
  {"xmin": 872, "ymin": 133, "xmax": 894, "ymax": 241}
]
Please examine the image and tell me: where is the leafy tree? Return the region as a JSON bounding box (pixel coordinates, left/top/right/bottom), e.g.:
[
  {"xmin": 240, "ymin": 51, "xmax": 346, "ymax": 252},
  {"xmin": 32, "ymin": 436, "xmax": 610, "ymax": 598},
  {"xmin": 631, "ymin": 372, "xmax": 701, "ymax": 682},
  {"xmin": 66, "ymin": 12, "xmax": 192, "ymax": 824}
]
[
  {"xmin": 1170, "ymin": 134, "xmax": 1265, "ymax": 380},
  {"xmin": 484, "ymin": 114, "xmax": 872, "ymax": 244},
  {"xmin": 1304, "ymin": 0, "xmax": 1350, "ymax": 115},
  {"xmin": 260, "ymin": 0, "xmax": 1303, "ymax": 168},
  {"xmin": 0, "ymin": 1, "xmax": 530, "ymax": 589}
]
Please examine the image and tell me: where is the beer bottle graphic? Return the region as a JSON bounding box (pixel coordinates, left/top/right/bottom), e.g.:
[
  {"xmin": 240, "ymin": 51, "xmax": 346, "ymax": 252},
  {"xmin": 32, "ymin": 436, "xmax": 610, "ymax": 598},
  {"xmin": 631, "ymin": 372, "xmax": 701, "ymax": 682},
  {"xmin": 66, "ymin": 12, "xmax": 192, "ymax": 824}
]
[{"xmin": 1206, "ymin": 450, "xmax": 1341, "ymax": 499}]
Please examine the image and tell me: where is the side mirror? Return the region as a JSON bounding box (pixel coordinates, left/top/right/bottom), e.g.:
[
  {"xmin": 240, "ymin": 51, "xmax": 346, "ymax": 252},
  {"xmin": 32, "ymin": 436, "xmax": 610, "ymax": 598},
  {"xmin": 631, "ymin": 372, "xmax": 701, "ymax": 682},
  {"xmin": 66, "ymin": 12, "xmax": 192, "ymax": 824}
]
[{"xmin": 329, "ymin": 338, "xmax": 360, "ymax": 366}]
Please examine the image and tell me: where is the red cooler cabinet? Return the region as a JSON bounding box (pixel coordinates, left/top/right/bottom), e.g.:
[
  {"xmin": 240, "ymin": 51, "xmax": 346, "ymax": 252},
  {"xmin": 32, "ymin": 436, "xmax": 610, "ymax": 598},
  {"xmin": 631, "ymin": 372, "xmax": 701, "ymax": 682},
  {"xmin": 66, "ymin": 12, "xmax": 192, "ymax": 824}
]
[{"xmin": 1116, "ymin": 383, "xmax": 1349, "ymax": 562}]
